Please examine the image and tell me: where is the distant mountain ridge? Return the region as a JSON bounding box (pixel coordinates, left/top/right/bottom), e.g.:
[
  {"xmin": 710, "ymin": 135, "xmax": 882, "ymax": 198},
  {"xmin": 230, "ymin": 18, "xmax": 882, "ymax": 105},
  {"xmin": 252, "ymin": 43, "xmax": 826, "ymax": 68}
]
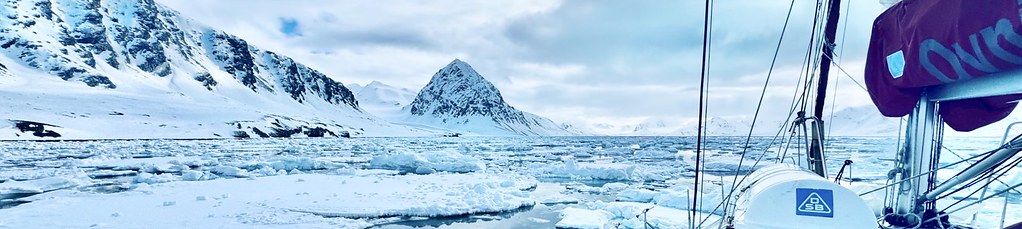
[
  {"xmin": 0, "ymin": 0, "xmax": 357, "ymax": 108},
  {"xmin": 569, "ymin": 106, "xmax": 903, "ymax": 136},
  {"xmin": 0, "ymin": 0, "xmax": 441, "ymax": 139}
]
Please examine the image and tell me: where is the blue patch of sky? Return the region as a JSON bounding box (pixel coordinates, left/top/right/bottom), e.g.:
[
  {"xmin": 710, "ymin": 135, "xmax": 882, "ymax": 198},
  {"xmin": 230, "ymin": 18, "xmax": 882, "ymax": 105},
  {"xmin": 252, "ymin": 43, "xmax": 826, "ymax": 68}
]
[{"xmin": 280, "ymin": 17, "xmax": 302, "ymax": 37}]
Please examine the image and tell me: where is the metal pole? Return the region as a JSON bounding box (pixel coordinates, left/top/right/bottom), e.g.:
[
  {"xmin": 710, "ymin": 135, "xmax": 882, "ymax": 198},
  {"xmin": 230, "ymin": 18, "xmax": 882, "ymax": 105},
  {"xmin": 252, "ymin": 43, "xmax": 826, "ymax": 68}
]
[
  {"xmin": 893, "ymin": 93, "xmax": 941, "ymax": 215},
  {"xmin": 972, "ymin": 122, "xmax": 1022, "ymax": 225},
  {"xmin": 922, "ymin": 139, "xmax": 1022, "ymax": 201},
  {"xmin": 813, "ymin": 0, "xmax": 841, "ymax": 118},
  {"xmin": 999, "ymin": 191, "xmax": 1011, "ymax": 229},
  {"xmin": 808, "ymin": 0, "xmax": 841, "ymax": 178}
]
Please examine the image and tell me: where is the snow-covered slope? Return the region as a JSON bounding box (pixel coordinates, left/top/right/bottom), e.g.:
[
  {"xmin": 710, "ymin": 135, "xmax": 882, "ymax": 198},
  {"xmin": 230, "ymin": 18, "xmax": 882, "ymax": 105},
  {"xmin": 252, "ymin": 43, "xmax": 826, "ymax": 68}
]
[
  {"xmin": 348, "ymin": 81, "xmax": 417, "ymax": 120},
  {"xmin": 826, "ymin": 106, "xmax": 902, "ymax": 136},
  {"xmin": 403, "ymin": 59, "xmax": 578, "ymax": 136},
  {"xmin": 0, "ymin": 0, "xmax": 437, "ymax": 139}
]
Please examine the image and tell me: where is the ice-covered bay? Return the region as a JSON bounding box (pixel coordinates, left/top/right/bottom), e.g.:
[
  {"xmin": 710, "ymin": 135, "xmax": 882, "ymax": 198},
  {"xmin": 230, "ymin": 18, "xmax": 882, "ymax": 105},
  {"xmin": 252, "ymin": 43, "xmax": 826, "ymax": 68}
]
[{"xmin": 0, "ymin": 136, "xmax": 1018, "ymax": 228}]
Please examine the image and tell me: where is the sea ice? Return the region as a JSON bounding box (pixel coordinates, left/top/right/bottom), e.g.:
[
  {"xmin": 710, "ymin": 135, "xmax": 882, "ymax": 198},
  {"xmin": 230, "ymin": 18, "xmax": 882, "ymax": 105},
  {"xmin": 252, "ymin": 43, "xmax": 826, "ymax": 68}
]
[
  {"xmin": 535, "ymin": 160, "xmax": 636, "ymax": 181},
  {"xmin": 369, "ymin": 150, "xmax": 485, "ymax": 174},
  {"xmin": 0, "ymin": 172, "xmax": 535, "ymax": 228}
]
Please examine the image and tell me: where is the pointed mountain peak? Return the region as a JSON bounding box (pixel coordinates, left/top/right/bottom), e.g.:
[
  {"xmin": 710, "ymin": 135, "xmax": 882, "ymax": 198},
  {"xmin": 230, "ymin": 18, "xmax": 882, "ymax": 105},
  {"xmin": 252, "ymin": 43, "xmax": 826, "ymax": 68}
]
[
  {"xmin": 366, "ymin": 80, "xmax": 386, "ymax": 87},
  {"xmin": 450, "ymin": 58, "xmax": 466, "ymax": 65},
  {"xmin": 403, "ymin": 60, "xmax": 574, "ymax": 136},
  {"xmin": 437, "ymin": 59, "xmax": 482, "ymax": 79}
]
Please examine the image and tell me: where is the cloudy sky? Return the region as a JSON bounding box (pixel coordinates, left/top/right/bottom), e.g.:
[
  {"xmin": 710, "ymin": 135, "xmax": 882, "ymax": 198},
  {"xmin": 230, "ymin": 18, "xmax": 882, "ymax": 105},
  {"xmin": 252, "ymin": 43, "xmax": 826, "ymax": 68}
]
[{"xmin": 156, "ymin": 0, "xmax": 889, "ymax": 128}]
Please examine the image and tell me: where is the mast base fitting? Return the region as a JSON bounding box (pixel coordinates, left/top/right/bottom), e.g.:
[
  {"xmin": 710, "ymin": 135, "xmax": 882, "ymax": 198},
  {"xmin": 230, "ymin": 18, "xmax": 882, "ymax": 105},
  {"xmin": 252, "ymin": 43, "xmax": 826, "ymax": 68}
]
[{"xmin": 883, "ymin": 208, "xmax": 958, "ymax": 228}]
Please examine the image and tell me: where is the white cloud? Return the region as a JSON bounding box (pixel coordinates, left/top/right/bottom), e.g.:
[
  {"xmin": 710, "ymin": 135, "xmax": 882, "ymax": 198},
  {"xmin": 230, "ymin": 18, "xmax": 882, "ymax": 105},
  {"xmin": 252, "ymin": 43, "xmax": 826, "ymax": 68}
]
[{"xmin": 156, "ymin": 0, "xmax": 890, "ymax": 129}]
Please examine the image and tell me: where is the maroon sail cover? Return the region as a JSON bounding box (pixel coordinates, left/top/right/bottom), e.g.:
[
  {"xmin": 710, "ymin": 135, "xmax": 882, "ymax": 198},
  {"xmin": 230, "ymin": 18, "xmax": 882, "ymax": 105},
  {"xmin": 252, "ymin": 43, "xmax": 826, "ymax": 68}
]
[{"xmin": 865, "ymin": 0, "xmax": 1022, "ymax": 131}]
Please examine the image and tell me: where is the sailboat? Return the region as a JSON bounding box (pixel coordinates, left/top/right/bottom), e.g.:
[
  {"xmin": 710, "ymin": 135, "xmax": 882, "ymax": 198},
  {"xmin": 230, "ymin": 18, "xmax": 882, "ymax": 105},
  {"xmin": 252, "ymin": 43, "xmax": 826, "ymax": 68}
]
[{"xmin": 699, "ymin": 0, "xmax": 1022, "ymax": 228}]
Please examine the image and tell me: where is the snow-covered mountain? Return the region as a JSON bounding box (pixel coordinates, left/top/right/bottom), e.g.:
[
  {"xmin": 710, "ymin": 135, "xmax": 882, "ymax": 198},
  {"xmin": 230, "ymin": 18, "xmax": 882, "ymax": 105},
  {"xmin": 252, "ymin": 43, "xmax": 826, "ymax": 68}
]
[
  {"xmin": 348, "ymin": 81, "xmax": 417, "ymax": 119},
  {"xmin": 402, "ymin": 59, "xmax": 579, "ymax": 136},
  {"xmin": 571, "ymin": 106, "xmax": 904, "ymax": 137},
  {"xmin": 826, "ymin": 106, "xmax": 902, "ymax": 136},
  {"xmin": 0, "ymin": 0, "xmax": 437, "ymax": 139}
]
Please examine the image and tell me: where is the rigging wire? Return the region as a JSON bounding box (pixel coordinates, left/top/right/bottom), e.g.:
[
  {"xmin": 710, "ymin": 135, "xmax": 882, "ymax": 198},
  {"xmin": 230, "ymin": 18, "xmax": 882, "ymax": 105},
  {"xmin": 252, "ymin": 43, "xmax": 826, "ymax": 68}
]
[
  {"xmin": 933, "ymin": 135, "xmax": 1022, "ymax": 202},
  {"xmin": 939, "ymin": 154, "xmax": 1022, "ymax": 211},
  {"xmin": 703, "ymin": 0, "xmax": 806, "ymax": 224},
  {"xmin": 941, "ymin": 143, "xmax": 1021, "ymax": 192},
  {"xmin": 696, "ymin": 0, "xmax": 715, "ymax": 223},
  {"xmin": 858, "ymin": 143, "xmax": 1009, "ymax": 196},
  {"xmin": 935, "ymin": 137, "xmax": 1022, "ymax": 212},
  {"xmin": 800, "ymin": 0, "xmax": 827, "ymax": 114},
  {"xmin": 825, "ymin": 54, "xmax": 869, "ymax": 91},
  {"xmin": 700, "ymin": 29, "xmax": 820, "ymax": 227},
  {"xmin": 827, "ymin": 0, "xmax": 852, "ymax": 134},
  {"xmin": 692, "ymin": 0, "xmax": 713, "ymax": 227},
  {"xmin": 726, "ymin": 0, "xmax": 799, "ymax": 198},
  {"xmin": 918, "ymin": 180, "xmax": 1022, "ymax": 227}
]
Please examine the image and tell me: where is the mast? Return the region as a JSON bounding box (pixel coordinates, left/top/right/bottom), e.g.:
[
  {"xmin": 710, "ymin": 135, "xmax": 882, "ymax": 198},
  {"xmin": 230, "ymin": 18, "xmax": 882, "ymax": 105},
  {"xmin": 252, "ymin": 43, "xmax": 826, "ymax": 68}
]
[
  {"xmin": 893, "ymin": 93, "xmax": 943, "ymax": 216},
  {"xmin": 807, "ymin": 0, "xmax": 842, "ymax": 177}
]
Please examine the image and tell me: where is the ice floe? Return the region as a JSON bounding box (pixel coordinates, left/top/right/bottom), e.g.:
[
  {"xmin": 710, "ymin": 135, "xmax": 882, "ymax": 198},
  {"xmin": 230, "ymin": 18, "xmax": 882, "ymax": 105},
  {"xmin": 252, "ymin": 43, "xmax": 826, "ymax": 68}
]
[
  {"xmin": 369, "ymin": 150, "xmax": 486, "ymax": 174},
  {"xmin": 0, "ymin": 172, "xmax": 536, "ymax": 228},
  {"xmin": 534, "ymin": 160, "xmax": 637, "ymax": 181}
]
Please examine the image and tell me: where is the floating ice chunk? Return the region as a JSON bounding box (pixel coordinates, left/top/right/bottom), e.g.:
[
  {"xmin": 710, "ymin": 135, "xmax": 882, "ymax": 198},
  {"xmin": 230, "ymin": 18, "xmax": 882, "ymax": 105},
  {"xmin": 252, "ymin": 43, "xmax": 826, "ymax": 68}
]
[
  {"xmin": 529, "ymin": 217, "xmax": 551, "ymax": 224},
  {"xmin": 702, "ymin": 154, "xmax": 773, "ymax": 174},
  {"xmin": 369, "ymin": 150, "xmax": 485, "ymax": 173},
  {"xmin": 540, "ymin": 195, "xmax": 580, "ymax": 205},
  {"xmin": 0, "ymin": 176, "xmax": 90, "ymax": 199},
  {"xmin": 269, "ymin": 156, "xmax": 340, "ymax": 171},
  {"xmin": 133, "ymin": 172, "xmax": 178, "ymax": 184},
  {"xmin": 536, "ymin": 160, "xmax": 636, "ymax": 181},
  {"xmin": 329, "ymin": 168, "xmax": 357, "ymax": 176},
  {"xmin": 180, "ymin": 170, "xmax": 213, "ymax": 181},
  {"xmin": 633, "ymin": 149, "xmax": 678, "ymax": 160},
  {"xmin": 556, "ymin": 207, "xmax": 614, "ymax": 229},
  {"xmin": 249, "ymin": 167, "xmax": 283, "ymax": 177},
  {"xmin": 88, "ymin": 170, "xmax": 138, "ymax": 179},
  {"xmin": 648, "ymin": 186, "xmax": 724, "ymax": 213},
  {"xmin": 616, "ymin": 189, "xmax": 659, "ymax": 202},
  {"xmin": 569, "ymin": 184, "xmax": 610, "ymax": 194},
  {"xmin": 81, "ymin": 156, "xmax": 206, "ymax": 171},
  {"xmin": 210, "ymin": 166, "xmax": 249, "ymax": 178},
  {"xmin": 415, "ymin": 166, "xmax": 436, "ymax": 175},
  {"xmin": 603, "ymin": 183, "xmax": 629, "ymax": 192},
  {"xmin": 503, "ymin": 145, "xmax": 534, "ymax": 152}
]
